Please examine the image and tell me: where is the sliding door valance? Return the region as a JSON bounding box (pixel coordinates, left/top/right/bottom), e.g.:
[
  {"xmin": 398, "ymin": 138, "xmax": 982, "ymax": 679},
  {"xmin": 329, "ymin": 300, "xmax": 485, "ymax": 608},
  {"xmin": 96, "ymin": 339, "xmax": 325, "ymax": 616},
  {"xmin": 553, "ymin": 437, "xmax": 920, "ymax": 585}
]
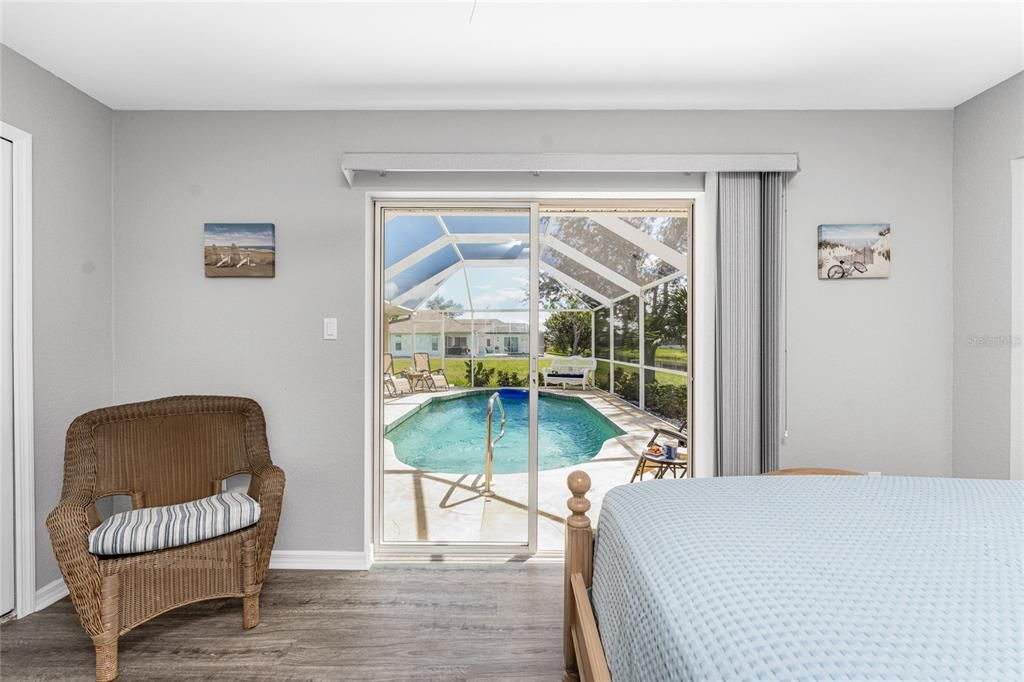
[{"xmin": 340, "ymin": 152, "xmax": 800, "ymax": 186}]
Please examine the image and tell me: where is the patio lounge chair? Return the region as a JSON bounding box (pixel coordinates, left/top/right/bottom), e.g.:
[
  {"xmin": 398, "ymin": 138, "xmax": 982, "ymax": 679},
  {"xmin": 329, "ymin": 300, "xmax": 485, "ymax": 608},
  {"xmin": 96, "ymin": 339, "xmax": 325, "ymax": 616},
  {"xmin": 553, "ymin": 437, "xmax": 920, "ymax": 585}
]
[
  {"xmin": 631, "ymin": 424, "xmax": 688, "ymax": 481},
  {"xmin": 383, "ymin": 353, "xmax": 413, "ymax": 397},
  {"xmin": 407, "ymin": 352, "xmax": 450, "ymax": 391}
]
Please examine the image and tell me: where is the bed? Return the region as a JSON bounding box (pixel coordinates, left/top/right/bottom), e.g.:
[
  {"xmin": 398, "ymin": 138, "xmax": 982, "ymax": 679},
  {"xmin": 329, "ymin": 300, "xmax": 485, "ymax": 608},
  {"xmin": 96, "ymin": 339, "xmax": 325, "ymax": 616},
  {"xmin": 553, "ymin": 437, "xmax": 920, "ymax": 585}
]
[{"xmin": 562, "ymin": 470, "xmax": 1024, "ymax": 682}]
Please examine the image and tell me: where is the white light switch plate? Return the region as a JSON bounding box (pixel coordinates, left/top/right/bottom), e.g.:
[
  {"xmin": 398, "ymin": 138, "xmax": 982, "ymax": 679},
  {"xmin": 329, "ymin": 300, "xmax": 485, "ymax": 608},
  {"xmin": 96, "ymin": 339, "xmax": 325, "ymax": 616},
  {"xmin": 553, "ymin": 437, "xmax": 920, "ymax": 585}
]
[{"xmin": 323, "ymin": 317, "xmax": 338, "ymax": 340}]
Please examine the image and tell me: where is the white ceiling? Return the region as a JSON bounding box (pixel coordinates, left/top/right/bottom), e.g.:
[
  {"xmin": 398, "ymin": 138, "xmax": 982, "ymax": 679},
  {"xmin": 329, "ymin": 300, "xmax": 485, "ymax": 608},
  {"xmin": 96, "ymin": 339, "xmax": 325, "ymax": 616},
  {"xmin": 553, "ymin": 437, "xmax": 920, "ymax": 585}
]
[{"xmin": 2, "ymin": 1, "xmax": 1022, "ymax": 110}]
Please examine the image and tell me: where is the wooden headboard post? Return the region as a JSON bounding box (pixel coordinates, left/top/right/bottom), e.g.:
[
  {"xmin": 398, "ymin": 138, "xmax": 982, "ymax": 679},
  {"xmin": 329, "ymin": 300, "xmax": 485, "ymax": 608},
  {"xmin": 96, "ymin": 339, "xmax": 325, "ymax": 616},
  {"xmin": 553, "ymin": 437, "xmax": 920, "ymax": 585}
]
[{"xmin": 565, "ymin": 470, "xmax": 599, "ymax": 681}]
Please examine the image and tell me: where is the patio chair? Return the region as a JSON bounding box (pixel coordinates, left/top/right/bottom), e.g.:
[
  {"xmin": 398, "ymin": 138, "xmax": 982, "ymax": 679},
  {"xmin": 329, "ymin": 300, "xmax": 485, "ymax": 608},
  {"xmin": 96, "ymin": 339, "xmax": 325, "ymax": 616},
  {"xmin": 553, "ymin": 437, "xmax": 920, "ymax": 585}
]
[
  {"xmin": 383, "ymin": 353, "xmax": 412, "ymax": 397},
  {"xmin": 630, "ymin": 424, "xmax": 689, "ymax": 481},
  {"xmin": 46, "ymin": 396, "xmax": 285, "ymax": 681},
  {"xmin": 407, "ymin": 352, "xmax": 450, "ymax": 391}
]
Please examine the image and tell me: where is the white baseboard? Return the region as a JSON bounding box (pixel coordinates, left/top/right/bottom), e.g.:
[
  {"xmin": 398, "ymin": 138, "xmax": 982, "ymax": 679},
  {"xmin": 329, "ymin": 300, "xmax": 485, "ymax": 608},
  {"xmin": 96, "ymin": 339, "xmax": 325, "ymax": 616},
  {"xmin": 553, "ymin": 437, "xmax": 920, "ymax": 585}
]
[
  {"xmin": 29, "ymin": 551, "xmax": 369, "ymax": 614},
  {"xmin": 269, "ymin": 550, "xmax": 371, "ymax": 570},
  {"xmin": 34, "ymin": 578, "xmax": 69, "ymax": 612}
]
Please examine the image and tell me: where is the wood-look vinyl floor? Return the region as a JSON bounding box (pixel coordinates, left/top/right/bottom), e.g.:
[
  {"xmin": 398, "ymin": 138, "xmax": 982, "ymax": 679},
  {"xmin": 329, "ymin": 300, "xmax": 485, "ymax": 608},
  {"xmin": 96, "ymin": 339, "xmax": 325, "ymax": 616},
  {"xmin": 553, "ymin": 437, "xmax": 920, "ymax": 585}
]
[{"xmin": 0, "ymin": 564, "xmax": 564, "ymax": 681}]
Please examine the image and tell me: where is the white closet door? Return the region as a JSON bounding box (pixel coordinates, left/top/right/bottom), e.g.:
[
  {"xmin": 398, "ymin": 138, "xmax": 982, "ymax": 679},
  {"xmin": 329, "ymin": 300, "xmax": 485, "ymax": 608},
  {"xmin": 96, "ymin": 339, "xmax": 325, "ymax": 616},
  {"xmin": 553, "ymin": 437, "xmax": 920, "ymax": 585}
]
[{"xmin": 0, "ymin": 137, "xmax": 14, "ymax": 616}]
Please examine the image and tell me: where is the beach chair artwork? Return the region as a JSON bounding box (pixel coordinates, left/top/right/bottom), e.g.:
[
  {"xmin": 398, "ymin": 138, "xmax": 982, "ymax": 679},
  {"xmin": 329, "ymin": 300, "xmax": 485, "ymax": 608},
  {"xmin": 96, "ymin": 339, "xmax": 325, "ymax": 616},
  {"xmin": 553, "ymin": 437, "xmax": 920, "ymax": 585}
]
[{"xmin": 204, "ymin": 223, "xmax": 276, "ymax": 278}]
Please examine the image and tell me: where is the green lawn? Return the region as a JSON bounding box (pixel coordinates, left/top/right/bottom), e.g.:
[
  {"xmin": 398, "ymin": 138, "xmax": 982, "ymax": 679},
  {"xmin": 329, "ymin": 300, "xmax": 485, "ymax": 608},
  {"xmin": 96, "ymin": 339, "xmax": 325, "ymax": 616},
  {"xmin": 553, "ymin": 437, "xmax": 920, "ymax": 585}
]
[
  {"xmin": 390, "ymin": 355, "xmax": 686, "ymax": 389},
  {"xmin": 612, "ymin": 348, "xmax": 687, "ymax": 371},
  {"xmin": 654, "ymin": 347, "xmax": 688, "ymax": 370},
  {"xmin": 391, "ymin": 356, "xmax": 549, "ymax": 387},
  {"xmin": 651, "ymin": 370, "xmax": 686, "ymax": 387},
  {"xmin": 390, "ymin": 354, "xmax": 687, "ymax": 422}
]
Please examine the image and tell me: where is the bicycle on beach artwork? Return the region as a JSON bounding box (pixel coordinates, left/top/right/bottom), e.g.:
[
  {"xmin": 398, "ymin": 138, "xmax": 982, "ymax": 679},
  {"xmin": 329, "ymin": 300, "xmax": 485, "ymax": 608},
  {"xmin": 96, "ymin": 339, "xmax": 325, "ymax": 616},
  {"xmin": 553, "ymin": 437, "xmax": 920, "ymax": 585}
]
[{"xmin": 817, "ymin": 223, "xmax": 891, "ymax": 280}]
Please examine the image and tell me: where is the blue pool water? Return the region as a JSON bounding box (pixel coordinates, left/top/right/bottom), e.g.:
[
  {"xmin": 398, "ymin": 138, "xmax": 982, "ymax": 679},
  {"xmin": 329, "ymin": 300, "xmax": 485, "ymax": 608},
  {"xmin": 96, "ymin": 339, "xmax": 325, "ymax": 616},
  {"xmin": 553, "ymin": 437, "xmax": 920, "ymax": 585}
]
[{"xmin": 386, "ymin": 390, "xmax": 624, "ymax": 474}]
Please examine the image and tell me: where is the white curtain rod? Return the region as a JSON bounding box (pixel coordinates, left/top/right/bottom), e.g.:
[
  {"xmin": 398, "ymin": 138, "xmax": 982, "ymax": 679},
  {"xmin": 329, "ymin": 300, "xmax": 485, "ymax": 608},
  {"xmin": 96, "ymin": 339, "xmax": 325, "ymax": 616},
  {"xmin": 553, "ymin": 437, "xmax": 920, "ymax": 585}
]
[{"xmin": 340, "ymin": 152, "xmax": 800, "ymax": 187}]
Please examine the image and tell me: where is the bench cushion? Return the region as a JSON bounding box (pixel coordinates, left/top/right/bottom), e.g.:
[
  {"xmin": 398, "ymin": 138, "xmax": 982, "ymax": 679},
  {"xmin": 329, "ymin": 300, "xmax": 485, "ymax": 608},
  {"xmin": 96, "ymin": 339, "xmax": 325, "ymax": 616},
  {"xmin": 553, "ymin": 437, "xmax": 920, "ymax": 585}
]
[
  {"xmin": 88, "ymin": 491, "xmax": 261, "ymax": 556},
  {"xmin": 548, "ymin": 372, "xmax": 586, "ymax": 378}
]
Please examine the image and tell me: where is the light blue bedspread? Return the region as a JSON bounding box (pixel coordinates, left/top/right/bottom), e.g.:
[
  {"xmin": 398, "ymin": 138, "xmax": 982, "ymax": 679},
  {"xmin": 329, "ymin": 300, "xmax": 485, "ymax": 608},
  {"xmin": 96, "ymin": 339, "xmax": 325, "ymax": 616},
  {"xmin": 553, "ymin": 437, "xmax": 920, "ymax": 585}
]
[{"xmin": 592, "ymin": 476, "xmax": 1023, "ymax": 681}]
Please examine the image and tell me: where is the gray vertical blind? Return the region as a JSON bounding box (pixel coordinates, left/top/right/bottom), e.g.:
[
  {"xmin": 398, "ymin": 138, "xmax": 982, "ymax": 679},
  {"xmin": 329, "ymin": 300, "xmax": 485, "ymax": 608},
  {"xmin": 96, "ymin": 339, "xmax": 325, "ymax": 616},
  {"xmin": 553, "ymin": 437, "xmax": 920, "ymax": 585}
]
[
  {"xmin": 760, "ymin": 173, "xmax": 784, "ymax": 474},
  {"xmin": 715, "ymin": 172, "xmax": 785, "ymax": 476}
]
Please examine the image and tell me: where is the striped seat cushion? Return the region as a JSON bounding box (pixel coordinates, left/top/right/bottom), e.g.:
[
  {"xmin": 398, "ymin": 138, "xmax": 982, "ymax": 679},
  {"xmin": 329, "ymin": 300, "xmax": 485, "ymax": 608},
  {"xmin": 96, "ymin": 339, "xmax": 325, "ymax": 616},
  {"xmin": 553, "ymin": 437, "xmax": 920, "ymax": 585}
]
[{"xmin": 88, "ymin": 491, "xmax": 261, "ymax": 556}]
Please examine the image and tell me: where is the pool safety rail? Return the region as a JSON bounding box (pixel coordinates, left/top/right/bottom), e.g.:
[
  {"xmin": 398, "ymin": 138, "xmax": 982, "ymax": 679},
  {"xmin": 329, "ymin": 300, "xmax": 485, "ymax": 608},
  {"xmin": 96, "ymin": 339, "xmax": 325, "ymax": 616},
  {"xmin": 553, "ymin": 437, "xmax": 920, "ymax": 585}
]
[{"xmin": 483, "ymin": 392, "xmax": 507, "ymax": 495}]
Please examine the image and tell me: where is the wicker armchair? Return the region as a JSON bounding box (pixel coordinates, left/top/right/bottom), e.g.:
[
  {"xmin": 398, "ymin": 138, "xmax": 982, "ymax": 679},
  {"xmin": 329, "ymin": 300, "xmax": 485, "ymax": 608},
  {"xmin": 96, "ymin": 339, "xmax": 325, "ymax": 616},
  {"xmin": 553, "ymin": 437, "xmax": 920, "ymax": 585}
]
[{"xmin": 46, "ymin": 396, "xmax": 286, "ymax": 682}]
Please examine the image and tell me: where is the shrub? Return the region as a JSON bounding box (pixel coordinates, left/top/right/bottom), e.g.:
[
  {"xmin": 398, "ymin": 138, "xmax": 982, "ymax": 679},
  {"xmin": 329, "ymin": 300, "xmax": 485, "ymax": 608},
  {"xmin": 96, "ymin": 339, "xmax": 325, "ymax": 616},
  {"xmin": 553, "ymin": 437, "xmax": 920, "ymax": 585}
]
[
  {"xmin": 609, "ymin": 368, "xmax": 687, "ymax": 423},
  {"xmin": 464, "ymin": 361, "xmax": 496, "ymax": 387},
  {"xmin": 614, "ymin": 369, "xmax": 639, "ymax": 403},
  {"xmin": 645, "ymin": 382, "xmax": 687, "ymax": 423},
  {"xmin": 496, "ymin": 370, "xmax": 527, "ymax": 387}
]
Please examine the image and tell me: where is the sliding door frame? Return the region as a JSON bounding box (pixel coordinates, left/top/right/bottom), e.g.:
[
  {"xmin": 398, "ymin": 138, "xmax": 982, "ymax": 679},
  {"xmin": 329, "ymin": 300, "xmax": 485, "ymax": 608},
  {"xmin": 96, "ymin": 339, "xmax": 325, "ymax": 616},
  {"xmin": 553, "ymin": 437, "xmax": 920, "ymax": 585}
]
[
  {"xmin": 372, "ymin": 199, "xmax": 538, "ymax": 556},
  {"xmin": 368, "ymin": 192, "xmax": 701, "ymax": 559}
]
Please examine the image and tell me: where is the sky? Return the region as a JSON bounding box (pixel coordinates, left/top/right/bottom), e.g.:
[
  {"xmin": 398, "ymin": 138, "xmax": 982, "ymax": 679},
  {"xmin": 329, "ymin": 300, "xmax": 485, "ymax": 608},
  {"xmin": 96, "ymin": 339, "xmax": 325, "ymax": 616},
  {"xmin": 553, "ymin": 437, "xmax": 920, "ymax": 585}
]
[
  {"xmin": 432, "ymin": 266, "xmax": 530, "ymax": 310},
  {"xmin": 204, "ymin": 223, "xmax": 275, "ymax": 248},
  {"xmin": 818, "ymin": 223, "xmax": 888, "ymax": 244}
]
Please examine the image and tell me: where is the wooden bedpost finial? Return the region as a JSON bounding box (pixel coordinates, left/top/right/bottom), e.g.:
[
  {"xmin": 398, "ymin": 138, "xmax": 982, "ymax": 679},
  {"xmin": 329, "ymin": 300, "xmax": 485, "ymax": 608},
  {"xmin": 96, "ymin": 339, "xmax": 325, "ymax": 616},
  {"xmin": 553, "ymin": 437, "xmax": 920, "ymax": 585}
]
[{"xmin": 566, "ymin": 470, "xmax": 592, "ymax": 529}]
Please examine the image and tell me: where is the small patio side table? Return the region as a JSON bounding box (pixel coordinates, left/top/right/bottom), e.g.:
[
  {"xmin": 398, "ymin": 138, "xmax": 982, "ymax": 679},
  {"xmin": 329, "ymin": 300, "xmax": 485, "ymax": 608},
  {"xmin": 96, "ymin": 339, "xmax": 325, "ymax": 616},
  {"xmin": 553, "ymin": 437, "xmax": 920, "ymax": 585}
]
[
  {"xmin": 630, "ymin": 426, "xmax": 689, "ymax": 481},
  {"xmin": 630, "ymin": 451, "xmax": 689, "ymax": 481}
]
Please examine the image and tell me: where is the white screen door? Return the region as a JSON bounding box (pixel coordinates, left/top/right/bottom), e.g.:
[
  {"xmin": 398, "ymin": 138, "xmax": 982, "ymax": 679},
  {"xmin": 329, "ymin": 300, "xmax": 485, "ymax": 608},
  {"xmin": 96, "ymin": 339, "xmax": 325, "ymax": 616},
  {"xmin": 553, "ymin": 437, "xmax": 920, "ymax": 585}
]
[{"xmin": 1, "ymin": 137, "xmax": 15, "ymax": 616}]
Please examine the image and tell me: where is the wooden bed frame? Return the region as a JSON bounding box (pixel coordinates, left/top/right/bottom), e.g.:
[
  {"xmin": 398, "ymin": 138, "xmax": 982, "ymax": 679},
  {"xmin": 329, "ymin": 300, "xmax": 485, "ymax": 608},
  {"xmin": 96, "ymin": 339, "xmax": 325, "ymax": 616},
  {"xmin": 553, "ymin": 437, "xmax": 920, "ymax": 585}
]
[{"xmin": 562, "ymin": 467, "xmax": 861, "ymax": 682}]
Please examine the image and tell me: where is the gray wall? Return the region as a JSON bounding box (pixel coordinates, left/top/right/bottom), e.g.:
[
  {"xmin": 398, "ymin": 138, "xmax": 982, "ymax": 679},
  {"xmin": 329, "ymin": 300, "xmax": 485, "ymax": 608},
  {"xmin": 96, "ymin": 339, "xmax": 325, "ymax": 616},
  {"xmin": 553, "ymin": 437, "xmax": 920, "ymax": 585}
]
[
  {"xmin": 112, "ymin": 110, "xmax": 955, "ymax": 554},
  {"xmin": 0, "ymin": 46, "xmax": 114, "ymax": 585},
  {"xmin": 952, "ymin": 72, "xmax": 1024, "ymax": 479},
  {"xmin": 13, "ymin": 38, "xmax": 1023, "ymax": 582}
]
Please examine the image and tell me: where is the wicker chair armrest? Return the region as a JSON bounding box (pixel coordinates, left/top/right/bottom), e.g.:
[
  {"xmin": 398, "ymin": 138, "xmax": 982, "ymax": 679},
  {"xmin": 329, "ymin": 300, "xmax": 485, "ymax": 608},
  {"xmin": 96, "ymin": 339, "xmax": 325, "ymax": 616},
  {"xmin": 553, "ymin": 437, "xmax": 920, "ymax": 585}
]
[
  {"xmin": 248, "ymin": 464, "xmax": 286, "ymax": 503},
  {"xmin": 46, "ymin": 496, "xmax": 105, "ymax": 636},
  {"xmin": 247, "ymin": 464, "xmax": 285, "ymax": 583}
]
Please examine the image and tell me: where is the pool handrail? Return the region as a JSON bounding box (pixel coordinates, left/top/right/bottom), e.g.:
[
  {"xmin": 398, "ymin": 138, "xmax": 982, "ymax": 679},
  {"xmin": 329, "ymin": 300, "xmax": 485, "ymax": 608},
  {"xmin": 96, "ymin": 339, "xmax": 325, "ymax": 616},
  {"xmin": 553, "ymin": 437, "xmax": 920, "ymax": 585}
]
[{"xmin": 483, "ymin": 392, "xmax": 506, "ymax": 495}]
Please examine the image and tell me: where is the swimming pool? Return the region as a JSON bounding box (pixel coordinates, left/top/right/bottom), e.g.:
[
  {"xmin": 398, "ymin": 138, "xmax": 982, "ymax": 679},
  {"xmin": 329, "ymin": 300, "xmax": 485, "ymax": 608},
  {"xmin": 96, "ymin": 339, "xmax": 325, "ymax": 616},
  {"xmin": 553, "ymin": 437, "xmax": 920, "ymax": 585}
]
[{"xmin": 386, "ymin": 390, "xmax": 624, "ymax": 474}]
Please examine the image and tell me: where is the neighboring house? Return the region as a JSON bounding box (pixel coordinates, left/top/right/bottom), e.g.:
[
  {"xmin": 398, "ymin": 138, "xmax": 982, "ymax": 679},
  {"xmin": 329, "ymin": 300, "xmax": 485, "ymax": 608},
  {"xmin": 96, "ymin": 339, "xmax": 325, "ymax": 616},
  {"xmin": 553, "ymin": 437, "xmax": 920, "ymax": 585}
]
[{"xmin": 388, "ymin": 311, "xmax": 530, "ymax": 357}]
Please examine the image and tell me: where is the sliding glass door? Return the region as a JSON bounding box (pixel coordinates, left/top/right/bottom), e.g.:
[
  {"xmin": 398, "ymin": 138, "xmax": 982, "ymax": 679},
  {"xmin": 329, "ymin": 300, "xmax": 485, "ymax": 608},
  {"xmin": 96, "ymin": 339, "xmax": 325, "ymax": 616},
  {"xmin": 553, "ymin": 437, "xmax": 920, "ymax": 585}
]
[
  {"xmin": 377, "ymin": 205, "xmax": 536, "ymax": 549},
  {"xmin": 375, "ymin": 201, "xmax": 692, "ymax": 555}
]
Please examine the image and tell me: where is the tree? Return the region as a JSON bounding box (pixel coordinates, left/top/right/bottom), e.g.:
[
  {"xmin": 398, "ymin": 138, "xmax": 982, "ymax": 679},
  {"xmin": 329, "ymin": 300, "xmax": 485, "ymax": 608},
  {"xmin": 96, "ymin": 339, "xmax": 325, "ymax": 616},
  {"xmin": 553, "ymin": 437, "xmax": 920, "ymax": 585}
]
[
  {"xmin": 643, "ymin": 280, "xmax": 687, "ymax": 370},
  {"xmin": 528, "ymin": 272, "xmax": 594, "ymax": 310},
  {"xmin": 544, "ymin": 311, "xmax": 592, "ymax": 356},
  {"xmin": 424, "ymin": 295, "xmax": 459, "ymax": 311}
]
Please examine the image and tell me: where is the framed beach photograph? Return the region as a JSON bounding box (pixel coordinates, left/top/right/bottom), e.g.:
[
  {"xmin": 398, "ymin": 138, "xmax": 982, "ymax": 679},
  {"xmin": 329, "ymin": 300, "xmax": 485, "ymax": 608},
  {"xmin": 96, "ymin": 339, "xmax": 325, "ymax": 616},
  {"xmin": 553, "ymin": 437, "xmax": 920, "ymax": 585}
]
[
  {"xmin": 204, "ymin": 223, "xmax": 275, "ymax": 277},
  {"xmin": 817, "ymin": 223, "xmax": 891, "ymax": 279}
]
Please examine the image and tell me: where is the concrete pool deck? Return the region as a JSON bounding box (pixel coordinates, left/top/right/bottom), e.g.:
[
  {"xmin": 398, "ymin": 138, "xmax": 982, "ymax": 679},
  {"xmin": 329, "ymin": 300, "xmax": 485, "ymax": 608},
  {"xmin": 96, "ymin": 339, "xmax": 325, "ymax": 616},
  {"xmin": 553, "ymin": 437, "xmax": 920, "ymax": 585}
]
[{"xmin": 380, "ymin": 387, "xmax": 685, "ymax": 552}]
